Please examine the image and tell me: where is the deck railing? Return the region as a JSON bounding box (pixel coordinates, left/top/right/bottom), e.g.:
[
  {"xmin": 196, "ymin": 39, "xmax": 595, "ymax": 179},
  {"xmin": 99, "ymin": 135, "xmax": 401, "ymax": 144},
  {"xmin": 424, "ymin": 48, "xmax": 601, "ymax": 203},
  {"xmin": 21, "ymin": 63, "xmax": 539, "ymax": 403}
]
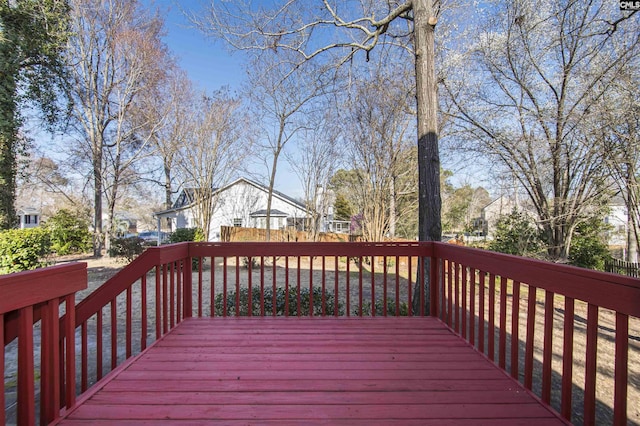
[
  {"xmin": 2, "ymin": 241, "xmax": 639, "ymax": 425},
  {"xmin": 1, "ymin": 263, "xmax": 86, "ymax": 426}
]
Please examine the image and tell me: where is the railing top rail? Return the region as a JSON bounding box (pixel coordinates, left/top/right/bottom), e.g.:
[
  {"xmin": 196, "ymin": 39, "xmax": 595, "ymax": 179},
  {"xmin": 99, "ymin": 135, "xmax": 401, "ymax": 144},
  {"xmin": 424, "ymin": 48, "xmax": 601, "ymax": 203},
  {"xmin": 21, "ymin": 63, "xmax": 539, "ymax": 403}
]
[
  {"xmin": 434, "ymin": 242, "xmax": 640, "ymax": 318},
  {"xmin": 74, "ymin": 242, "xmax": 190, "ymax": 325},
  {"xmin": 0, "ymin": 262, "xmax": 87, "ymax": 315},
  {"xmin": 189, "ymin": 241, "xmax": 431, "ymax": 257}
]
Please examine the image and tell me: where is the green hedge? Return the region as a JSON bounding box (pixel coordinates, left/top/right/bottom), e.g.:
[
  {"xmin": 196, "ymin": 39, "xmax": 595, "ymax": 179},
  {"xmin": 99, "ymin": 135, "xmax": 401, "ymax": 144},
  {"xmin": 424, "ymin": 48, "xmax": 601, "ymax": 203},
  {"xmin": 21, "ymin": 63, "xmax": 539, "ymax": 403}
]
[
  {"xmin": 215, "ymin": 287, "xmax": 344, "ymax": 316},
  {"xmin": 0, "ymin": 228, "xmax": 51, "ymax": 274}
]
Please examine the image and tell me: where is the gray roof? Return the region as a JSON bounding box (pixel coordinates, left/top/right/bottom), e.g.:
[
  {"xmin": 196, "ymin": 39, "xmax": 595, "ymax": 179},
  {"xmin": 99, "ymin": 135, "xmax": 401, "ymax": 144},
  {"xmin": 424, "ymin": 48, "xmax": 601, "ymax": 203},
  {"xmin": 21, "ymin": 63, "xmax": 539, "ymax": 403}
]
[{"xmin": 250, "ymin": 209, "xmax": 289, "ymax": 217}]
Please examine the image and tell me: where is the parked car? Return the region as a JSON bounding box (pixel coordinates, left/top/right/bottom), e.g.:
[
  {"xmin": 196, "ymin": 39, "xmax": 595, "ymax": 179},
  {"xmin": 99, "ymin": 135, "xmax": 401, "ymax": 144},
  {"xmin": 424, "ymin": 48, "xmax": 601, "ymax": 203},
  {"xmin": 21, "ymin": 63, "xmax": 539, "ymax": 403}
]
[{"xmin": 137, "ymin": 231, "xmax": 169, "ymax": 245}]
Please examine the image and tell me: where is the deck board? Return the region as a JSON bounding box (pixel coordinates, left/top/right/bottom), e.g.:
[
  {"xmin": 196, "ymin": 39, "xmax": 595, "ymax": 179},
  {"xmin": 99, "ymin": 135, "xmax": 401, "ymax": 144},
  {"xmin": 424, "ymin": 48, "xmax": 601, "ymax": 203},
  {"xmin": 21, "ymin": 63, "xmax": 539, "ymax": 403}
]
[{"xmin": 56, "ymin": 317, "xmax": 567, "ymax": 424}]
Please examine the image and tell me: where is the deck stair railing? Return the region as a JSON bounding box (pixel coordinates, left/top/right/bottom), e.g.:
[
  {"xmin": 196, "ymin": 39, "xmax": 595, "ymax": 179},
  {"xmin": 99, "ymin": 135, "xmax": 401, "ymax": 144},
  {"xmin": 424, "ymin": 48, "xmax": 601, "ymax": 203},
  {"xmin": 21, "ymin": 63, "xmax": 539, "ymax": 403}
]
[{"xmin": 2, "ymin": 241, "xmax": 639, "ymax": 425}]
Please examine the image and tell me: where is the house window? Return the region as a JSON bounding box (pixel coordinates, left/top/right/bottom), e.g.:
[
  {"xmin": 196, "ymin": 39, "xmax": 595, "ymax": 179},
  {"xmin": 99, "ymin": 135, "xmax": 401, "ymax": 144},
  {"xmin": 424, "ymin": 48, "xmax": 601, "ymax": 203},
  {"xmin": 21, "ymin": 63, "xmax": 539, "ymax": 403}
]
[
  {"xmin": 233, "ymin": 218, "xmax": 242, "ymax": 227},
  {"xmin": 33, "ymin": 215, "xmax": 38, "ymax": 224},
  {"xmin": 25, "ymin": 215, "xmax": 31, "ymax": 224}
]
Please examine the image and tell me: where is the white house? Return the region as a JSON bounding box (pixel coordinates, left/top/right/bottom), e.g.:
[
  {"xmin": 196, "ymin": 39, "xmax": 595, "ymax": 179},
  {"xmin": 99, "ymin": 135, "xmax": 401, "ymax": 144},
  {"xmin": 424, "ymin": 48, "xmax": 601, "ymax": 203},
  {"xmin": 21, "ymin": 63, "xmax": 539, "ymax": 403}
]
[
  {"xmin": 17, "ymin": 207, "xmax": 40, "ymax": 229},
  {"xmin": 154, "ymin": 177, "xmax": 308, "ymax": 241}
]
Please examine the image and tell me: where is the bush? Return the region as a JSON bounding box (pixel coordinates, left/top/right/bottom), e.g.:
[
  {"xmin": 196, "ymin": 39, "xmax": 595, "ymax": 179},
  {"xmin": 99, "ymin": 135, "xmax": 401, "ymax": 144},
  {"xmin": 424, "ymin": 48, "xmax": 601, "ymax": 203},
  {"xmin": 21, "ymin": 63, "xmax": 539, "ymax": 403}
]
[
  {"xmin": 0, "ymin": 228, "xmax": 51, "ymax": 274},
  {"xmin": 44, "ymin": 209, "xmax": 92, "ymax": 255},
  {"xmin": 215, "ymin": 286, "xmax": 344, "ymax": 316},
  {"xmin": 169, "ymin": 227, "xmax": 204, "ymax": 269},
  {"xmin": 108, "ymin": 237, "xmax": 144, "ymax": 262},
  {"xmin": 488, "ymin": 210, "xmax": 545, "ymax": 257},
  {"xmin": 569, "ymin": 219, "xmax": 611, "ymax": 271},
  {"xmin": 169, "ymin": 227, "xmax": 204, "ymax": 243},
  {"xmin": 359, "ymin": 299, "xmax": 409, "ymax": 316}
]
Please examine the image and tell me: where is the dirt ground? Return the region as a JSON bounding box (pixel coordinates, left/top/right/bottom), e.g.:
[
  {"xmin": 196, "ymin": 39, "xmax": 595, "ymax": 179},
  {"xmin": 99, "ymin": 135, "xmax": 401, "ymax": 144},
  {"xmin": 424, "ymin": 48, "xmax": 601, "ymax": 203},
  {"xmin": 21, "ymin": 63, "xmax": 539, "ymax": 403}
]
[{"xmin": 3, "ymin": 253, "xmax": 640, "ymax": 425}]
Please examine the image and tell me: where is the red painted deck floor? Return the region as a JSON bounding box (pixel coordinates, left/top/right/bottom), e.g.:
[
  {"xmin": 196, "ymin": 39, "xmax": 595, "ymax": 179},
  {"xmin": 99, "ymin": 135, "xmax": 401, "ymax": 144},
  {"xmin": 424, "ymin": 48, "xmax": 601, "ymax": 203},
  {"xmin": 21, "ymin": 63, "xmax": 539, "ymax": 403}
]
[{"xmin": 55, "ymin": 317, "xmax": 567, "ymax": 425}]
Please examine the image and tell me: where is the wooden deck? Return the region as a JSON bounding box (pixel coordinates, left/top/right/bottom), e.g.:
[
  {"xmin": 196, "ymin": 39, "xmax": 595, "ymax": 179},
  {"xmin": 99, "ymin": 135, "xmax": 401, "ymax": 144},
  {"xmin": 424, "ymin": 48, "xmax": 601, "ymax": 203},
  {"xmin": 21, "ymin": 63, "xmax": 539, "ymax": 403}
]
[{"xmin": 54, "ymin": 317, "xmax": 566, "ymax": 425}]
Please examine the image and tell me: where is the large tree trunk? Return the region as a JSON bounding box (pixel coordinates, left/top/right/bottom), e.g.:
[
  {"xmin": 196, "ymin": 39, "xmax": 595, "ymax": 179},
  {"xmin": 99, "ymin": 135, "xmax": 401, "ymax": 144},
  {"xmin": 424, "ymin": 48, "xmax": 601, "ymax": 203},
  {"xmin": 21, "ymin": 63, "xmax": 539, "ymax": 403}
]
[
  {"xmin": 164, "ymin": 160, "xmax": 173, "ymax": 231},
  {"xmin": 412, "ymin": 0, "xmax": 441, "ymax": 315},
  {"xmin": 93, "ymin": 145, "xmax": 103, "ymax": 257},
  {"xmin": 0, "ymin": 71, "xmax": 18, "ymax": 230}
]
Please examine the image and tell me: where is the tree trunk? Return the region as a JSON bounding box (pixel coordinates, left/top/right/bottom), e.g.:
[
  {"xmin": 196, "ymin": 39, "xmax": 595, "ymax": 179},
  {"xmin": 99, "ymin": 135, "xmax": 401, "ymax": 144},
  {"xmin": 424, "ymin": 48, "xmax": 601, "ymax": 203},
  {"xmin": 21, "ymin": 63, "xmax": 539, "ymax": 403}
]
[
  {"xmin": 93, "ymin": 144, "xmax": 103, "ymax": 257},
  {"xmin": 164, "ymin": 159, "xmax": 173, "ymax": 231},
  {"xmin": 412, "ymin": 0, "xmax": 441, "ymax": 315},
  {"xmin": 0, "ymin": 70, "xmax": 18, "ymax": 230}
]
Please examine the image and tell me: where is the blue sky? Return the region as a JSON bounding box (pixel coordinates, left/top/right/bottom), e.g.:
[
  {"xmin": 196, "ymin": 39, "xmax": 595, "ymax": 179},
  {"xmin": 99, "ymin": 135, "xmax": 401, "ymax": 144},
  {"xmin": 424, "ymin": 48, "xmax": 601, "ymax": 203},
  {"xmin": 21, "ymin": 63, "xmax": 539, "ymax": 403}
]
[
  {"xmin": 147, "ymin": 0, "xmax": 306, "ymax": 197},
  {"xmin": 152, "ymin": 0, "xmax": 246, "ymax": 92}
]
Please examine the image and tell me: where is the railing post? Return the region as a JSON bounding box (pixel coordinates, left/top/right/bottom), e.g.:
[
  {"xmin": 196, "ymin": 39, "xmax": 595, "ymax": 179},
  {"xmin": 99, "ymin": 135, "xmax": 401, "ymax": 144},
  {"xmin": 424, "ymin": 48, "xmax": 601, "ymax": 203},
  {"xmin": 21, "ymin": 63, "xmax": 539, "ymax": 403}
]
[
  {"xmin": 184, "ymin": 256, "xmax": 193, "ymax": 318},
  {"xmin": 17, "ymin": 307, "xmax": 35, "ymax": 426},
  {"xmin": 429, "ymin": 254, "xmax": 438, "ymax": 317}
]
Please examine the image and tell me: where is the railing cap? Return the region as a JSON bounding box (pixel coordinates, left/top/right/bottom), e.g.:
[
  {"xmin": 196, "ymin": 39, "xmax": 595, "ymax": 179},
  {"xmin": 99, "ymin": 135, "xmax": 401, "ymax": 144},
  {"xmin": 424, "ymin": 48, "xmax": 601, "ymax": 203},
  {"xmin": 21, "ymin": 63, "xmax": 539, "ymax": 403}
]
[{"xmin": 0, "ymin": 262, "xmax": 87, "ymax": 314}]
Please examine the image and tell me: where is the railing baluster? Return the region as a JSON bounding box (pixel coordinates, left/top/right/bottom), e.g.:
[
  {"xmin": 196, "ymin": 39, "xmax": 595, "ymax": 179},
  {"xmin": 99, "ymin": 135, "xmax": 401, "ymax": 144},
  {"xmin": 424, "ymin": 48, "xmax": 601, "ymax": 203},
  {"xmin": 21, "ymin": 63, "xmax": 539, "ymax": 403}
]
[
  {"xmin": 469, "ymin": 268, "xmax": 476, "ymax": 347},
  {"xmin": 97, "ymin": 308, "xmax": 103, "ymax": 380},
  {"xmin": 334, "ymin": 256, "xmax": 339, "ymax": 317},
  {"xmin": 17, "ymin": 306, "xmax": 35, "ymax": 425},
  {"xmin": 371, "ymin": 256, "xmax": 376, "ymax": 317},
  {"xmin": 162, "ymin": 264, "xmax": 168, "ymax": 333},
  {"xmin": 461, "ymin": 266, "xmax": 467, "ymax": 338},
  {"xmin": 524, "ymin": 285, "xmax": 537, "ymax": 390},
  {"xmin": 510, "ymin": 281, "xmax": 520, "ymax": 380},
  {"xmin": 447, "ymin": 260, "xmax": 453, "ymax": 327},
  {"xmin": 81, "ymin": 321, "xmax": 88, "ymax": 391},
  {"xmin": 285, "ymin": 256, "xmax": 290, "ymax": 316},
  {"xmin": 0, "ymin": 314, "xmax": 4, "ymax": 422},
  {"xmin": 383, "ymin": 256, "xmax": 388, "ymax": 316},
  {"xmin": 561, "ymin": 296, "xmax": 574, "ymax": 421},
  {"xmin": 309, "ymin": 256, "xmax": 314, "ymax": 317},
  {"xmin": 272, "ymin": 256, "xmax": 277, "ymax": 317},
  {"xmin": 248, "ymin": 256, "xmax": 252, "ymax": 316},
  {"xmin": 455, "ymin": 263, "xmax": 461, "ymax": 334},
  {"xmin": 346, "ymin": 257, "xmax": 351, "ymax": 316},
  {"xmin": 126, "ymin": 286, "xmax": 132, "ymax": 358},
  {"xmin": 407, "ymin": 256, "xmax": 412, "ymax": 317},
  {"xmin": 211, "ymin": 256, "xmax": 216, "ymax": 317},
  {"xmin": 488, "ymin": 273, "xmax": 496, "ymax": 361},
  {"xmin": 499, "ymin": 276, "xmax": 507, "ymax": 369},
  {"xmin": 40, "ymin": 299, "xmax": 60, "ymax": 425},
  {"xmin": 297, "ymin": 256, "xmax": 301, "ymax": 317},
  {"xmin": 322, "ymin": 256, "xmax": 326, "ymax": 316},
  {"xmin": 170, "ymin": 262, "xmax": 175, "ymax": 328},
  {"xmin": 614, "ymin": 312, "xmax": 629, "ymax": 425},
  {"xmin": 584, "ymin": 303, "xmax": 599, "ymax": 425},
  {"xmin": 260, "ymin": 255, "xmax": 265, "ymax": 317},
  {"xmin": 111, "ymin": 299, "xmax": 117, "ymax": 370},
  {"xmin": 395, "ymin": 256, "xmax": 399, "ymax": 316},
  {"xmin": 198, "ymin": 257, "xmax": 203, "ymax": 317},
  {"xmin": 141, "ymin": 274, "xmax": 147, "ymax": 350},
  {"xmin": 542, "ymin": 290, "xmax": 554, "ymax": 403},
  {"xmin": 223, "ymin": 257, "xmax": 228, "ymax": 317},
  {"xmin": 155, "ymin": 266, "xmax": 161, "ymax": 338},
  {"xmin": 64, "ymin": 294, "xmax": 76, "ymax": 409},
  {"xmin": 235, "ymin": 256, "xmax": 240, "ymax": 316},
  {"xmin": 359, "ymin": 256, "xmax": 363, "ymax": 317},
  {"xmin": 478, "ymin": 270, "xmax": 486, "ymax": 354}
]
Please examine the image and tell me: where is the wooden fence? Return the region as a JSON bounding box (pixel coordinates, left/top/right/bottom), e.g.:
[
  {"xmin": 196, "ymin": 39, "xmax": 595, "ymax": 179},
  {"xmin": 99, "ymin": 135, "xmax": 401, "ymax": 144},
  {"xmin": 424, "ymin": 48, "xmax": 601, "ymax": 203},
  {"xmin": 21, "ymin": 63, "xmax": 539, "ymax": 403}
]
[{"xmin": 605, "ymin": 258, "xmax": 639, "ymax": 277}]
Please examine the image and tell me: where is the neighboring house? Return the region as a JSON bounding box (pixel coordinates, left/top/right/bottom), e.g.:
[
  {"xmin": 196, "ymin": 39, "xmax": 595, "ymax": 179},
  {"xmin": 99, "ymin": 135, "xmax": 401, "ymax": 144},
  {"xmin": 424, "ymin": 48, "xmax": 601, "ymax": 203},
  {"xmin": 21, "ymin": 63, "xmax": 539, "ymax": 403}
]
[
  {"xmin": 17, "ymin": 207, "xmax": 40, "ymax": 229},
  {"xmin": 154, "ymin": 177, "xmax": 309, "ymax": 241},
  {"xmin": 603, "ymin": 198, "xmax": 628, "ymax": 248},
  {"xmin": 480, "ymin": 194, "xmax": 631, "ymax": 249},
  {"xmin": 479, "ymin": 195, "xmax": 537, "ymax": 238}
]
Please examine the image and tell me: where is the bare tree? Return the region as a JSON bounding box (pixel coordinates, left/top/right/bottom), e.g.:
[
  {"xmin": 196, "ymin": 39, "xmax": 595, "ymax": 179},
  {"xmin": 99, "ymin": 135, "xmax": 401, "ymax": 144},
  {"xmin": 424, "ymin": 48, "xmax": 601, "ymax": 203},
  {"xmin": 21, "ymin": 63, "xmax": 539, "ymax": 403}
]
[
  {"xmin": 598, "ymin": 71, "xmax": 640, "ymax": 262},
  {"xmin": 131, "ymin": 65, "xmax": 191, "ymax": 229},
  {"xmin": 175, "ymin": 90, "xmax": 248, "ymax": 241},
  {"xmin": 194, "ymin": 0, "xmax": 443, "ymax": 245},
  {"xmin": 444, "ymin": 0, "xmax": 640, "ymax": 260},
  {"xmin": 286, "ymin": 108, "xmax": 341, "ymax": 241},
  {"xmin": 64, "ymin": 0, "xmax": 168, "ymax": 255},
  {"xmin": 244, "ymin": 52, "xmax": 326, "ymax": 241},
  {"xmin": 338, "ymin": 60, "xmax": 416, "ymax": 241}
]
